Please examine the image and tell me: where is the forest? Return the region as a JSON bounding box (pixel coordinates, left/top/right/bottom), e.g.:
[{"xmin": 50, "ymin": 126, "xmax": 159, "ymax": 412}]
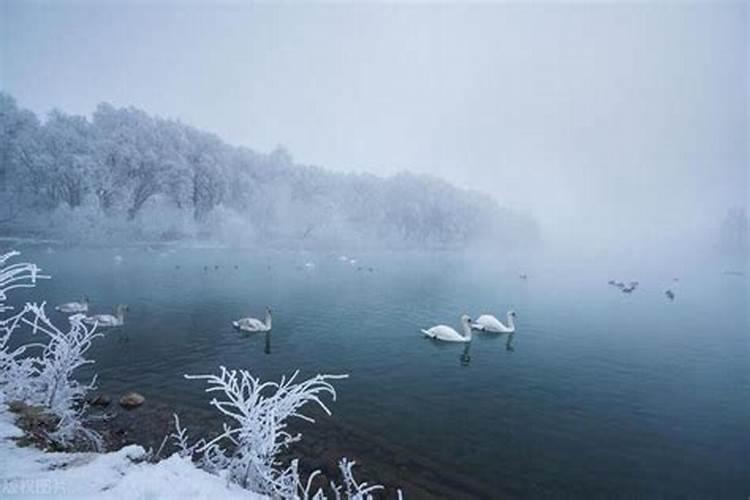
[{"xmin": 0, "ymin": 93, "xmax": 538, "ymax": 249}]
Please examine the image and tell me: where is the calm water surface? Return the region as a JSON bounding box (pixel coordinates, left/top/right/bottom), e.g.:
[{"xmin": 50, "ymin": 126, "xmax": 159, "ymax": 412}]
[{"xmin": 8, "ymin": 246, "xmax": 749, "ymax": 498}]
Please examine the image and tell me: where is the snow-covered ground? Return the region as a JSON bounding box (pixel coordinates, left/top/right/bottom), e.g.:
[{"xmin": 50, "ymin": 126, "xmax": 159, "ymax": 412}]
[{"xmin": 0, "ymin": 400, "xmax": 262, "ymax": 499}]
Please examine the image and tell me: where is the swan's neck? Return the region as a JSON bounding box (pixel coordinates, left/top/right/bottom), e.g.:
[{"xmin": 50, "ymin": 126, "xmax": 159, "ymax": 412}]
[
  {"xmin": 265, "ymin": 312, "xmax": 272, "ymax": 329},
  {"xmin": 506, "ymin": 313, "xmax": 515, "ymax": 329},
  {"xmin": 462, "ymin": 321, "xmax": 473, "ymax": 340}
]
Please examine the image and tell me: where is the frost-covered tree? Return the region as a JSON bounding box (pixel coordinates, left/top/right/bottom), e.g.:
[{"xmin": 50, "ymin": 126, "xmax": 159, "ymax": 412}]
[
  {"xmin": 0, "ymin": 95, "xmax": 41, "ymax": 222},
  {"xmin": 0, "ymin": 92, "xmax": 539, "ymax": 248}
]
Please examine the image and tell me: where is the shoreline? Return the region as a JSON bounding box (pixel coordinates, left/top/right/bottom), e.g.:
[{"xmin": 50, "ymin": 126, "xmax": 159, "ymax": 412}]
[{"xmin": 74, "ymin": 394, "xmax": 500, "ymax": 499}]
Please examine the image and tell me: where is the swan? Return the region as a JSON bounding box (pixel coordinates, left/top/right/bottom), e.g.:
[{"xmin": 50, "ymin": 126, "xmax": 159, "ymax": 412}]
[
  {"xmin": 233, "ymin": 307, "xmax": 272, "ymax": 332},
  {"xmin": 422, "ymin": 315, "xmax": 473, "ymax": 342},
  {"xmin": 55, "ymin": 296, "xmax": 89, "ymax": 314},
  {"xmin": 83, "ymin": 304, "xmax": 128, "ymax": 327},
  {"xmin": 472, "ymin": 311, "xmax": 516, "ymax": 333}
]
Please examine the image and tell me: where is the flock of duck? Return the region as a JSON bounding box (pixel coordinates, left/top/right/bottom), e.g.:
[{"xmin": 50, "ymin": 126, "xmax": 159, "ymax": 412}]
[{"xmin": 608, "ymin": 277, "xmax": 678, "ymax": 300}]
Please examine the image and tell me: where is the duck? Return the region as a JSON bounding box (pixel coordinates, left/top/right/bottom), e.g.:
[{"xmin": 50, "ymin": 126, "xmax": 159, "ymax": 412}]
[
  {"xmin": 472, "ymin": 311, "xmax": 516, "ymax": 333},
  {"xmin": 665, "ymin": 290, "xmax": 675, "ymax": 301},
  {"xmin": 422, "ymin": 315, "xmax": 473, "ymax": 343},
  {"xmin": 233, "ymin": 307, "xmax": 272, "ymax": 333},
  {"xmin": 55, "ymin": 296, "xmax": 89, "ymax": 314},
  {"xmin": 83, "ymin": 304, "xmax": 128, "ymax": 327}
]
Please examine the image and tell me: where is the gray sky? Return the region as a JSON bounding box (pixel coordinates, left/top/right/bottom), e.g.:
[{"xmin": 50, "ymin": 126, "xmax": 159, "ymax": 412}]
[{"xmin": 1, "ymin": 1, "xmax": 747, "ymax": 246}]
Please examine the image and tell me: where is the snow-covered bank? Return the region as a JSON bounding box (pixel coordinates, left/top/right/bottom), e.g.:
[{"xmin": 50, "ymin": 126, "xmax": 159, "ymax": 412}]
[{"xmin": 0, "ymin": 399, "xmax": 262, "ymax": 499}]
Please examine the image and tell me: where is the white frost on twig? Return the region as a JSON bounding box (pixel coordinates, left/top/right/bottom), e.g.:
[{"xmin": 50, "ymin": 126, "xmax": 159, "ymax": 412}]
[
  {"xmin": 0, "ymin": 250, "xmax": 102, "ymax": 450},
  {"xmin": 177, "ymin": 366, "xmax": 402, "ymax": 499}
]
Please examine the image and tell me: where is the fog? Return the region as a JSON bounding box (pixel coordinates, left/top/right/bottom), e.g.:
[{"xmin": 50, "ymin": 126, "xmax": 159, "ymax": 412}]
[{"xmin": 1, "ymin": 1, "xmax": 747, "ymax": 257}]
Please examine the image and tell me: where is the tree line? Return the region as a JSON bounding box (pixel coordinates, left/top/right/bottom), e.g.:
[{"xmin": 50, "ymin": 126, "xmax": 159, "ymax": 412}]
[{"xmin": 0, "ymin": 93, "xmax": 538, "ymax": 248}]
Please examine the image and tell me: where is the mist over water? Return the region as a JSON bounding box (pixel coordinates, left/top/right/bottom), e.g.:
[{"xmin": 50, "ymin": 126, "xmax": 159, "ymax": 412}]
[
  {"xmin": 4, "ymin": 244, "xmax": 747, "ymax": 497},
  {"xmin": 1, "ymin": 1, "xmax": 748, "ymax": 498}
]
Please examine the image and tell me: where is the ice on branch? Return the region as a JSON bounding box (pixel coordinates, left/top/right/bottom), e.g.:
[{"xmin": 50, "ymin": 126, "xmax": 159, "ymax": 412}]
[
  {"xmin": 175, "ymin": 366, "xmax": 401, "ymax": 499},
  {"xmin": 0, "ymin": 250, "xmax": 102, "ymax": 450}
]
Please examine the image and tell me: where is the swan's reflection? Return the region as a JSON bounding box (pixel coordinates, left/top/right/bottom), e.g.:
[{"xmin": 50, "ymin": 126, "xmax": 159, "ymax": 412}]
[
  {"xmin": 460, "ymin": 342, "xmax": 472, "ymax": 366},
  {"xmin": 237, "ymin": 330, "xmax": 273, "ymax": 355},
  {"xmin": 505, "ymin": 333, "xmax": 515, "ymax": 352}
]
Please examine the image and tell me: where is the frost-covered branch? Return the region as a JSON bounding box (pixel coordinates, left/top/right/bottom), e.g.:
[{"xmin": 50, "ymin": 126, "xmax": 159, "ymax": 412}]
[
  {"xmin": 178, "ymin": 366, "xmax": 401, "ymax": 499},
  {"xmin": 0, "ymin": 250, "xmax": 102, "ymax": 450},
  {"xmin": 183, "ymin": 366, "xmax": 347, "ymax": 496}
]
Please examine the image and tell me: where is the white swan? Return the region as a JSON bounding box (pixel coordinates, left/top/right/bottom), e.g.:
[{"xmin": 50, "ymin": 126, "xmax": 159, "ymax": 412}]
[
  {"xmin": 233, "ymin": 307, "xmax": 272, "ymax": 333},
  {"xmin": 83, "ymin": 304, "xmax": 128, "ymax": 327},
  {"xmin": 472, "ymin": 311, "xmax": 516, "ymax": 333},
  {"xmin": 55, "ymin": 296, "xmax": 89, "ymax": 314},
  {"xmin": 422, "ymin": 315, "xmax": 473, "ymax": 342}
]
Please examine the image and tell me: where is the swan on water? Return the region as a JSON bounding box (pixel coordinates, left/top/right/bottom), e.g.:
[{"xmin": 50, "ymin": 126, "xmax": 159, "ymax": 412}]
[
  {"xmin": 422, "ymin": 314, "xmax": 473, "ymax": 342},
  {"xmin": 233, "ymin": 307, "xmax": 272, "ymax": 332},
  {"xmin": 55, "ymin": 296, "xmax": 89, "ymax": 314},
  {"xmin": 83, "ymin": 304, "xmax": 128, "ymax": 327},
  {"xmin": 472, "ymin": 311, "xmax": 516, "ymax": 333}
]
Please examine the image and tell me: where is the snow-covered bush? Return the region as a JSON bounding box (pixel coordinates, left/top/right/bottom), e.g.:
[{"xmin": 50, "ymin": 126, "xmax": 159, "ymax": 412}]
[
  {"xmin": 0, "ymin": 251, "xmax": 46, "ymax": 401},
  {"xmin": 174, "ymin": 366, "xmax": 400, "ymax": 499},
  {"xmin": 23, "ymin": 306, "xmax": 103, "ymax": 449},
  {"xmin": 0, "ymin": 250, "xmax": 102, "ymax": 450}
]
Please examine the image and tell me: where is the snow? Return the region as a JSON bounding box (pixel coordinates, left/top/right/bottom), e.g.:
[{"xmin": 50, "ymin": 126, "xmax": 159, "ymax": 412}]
[{"xmin": 0, "ymin": 400, "xmax": 264, "ymax": 499}]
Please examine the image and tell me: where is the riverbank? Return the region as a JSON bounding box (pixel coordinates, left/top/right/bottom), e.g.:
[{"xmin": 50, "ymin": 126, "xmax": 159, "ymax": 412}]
[
  {"xmin": 0, "ymin": 396, "xmax": 262, "ymax": 499},
  {"xmin": 79, "ymin": 393, "xmax": 497, "ymax": 499}
]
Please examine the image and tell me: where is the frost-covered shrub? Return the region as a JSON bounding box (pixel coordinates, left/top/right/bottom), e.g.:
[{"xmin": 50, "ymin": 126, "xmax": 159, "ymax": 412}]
[
  {"xmin": 24, "ymin": 306, "xmax": 103, "ymax": 450},
  {"xmin": 0, "ymin": 250, "xmax": 102, "ymax": 450},
  {"xmin": 0, "ymin": 251, "xmax": 46, "ymax": 401},
  {"xmin": 173, "ymin": 366, "xmax": 401, "ymax": 499}
]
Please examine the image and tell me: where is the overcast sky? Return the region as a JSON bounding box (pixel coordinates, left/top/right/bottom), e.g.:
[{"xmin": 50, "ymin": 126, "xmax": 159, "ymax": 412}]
[{"xmin": 1, "ymin": 1, "xmax": 746, "ymax": 246}]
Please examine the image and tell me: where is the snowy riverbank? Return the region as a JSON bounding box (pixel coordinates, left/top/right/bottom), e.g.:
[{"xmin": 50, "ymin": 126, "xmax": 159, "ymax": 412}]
[{"xmin": 0, "ymin": 397, "xmax": 262, "ymax": 499}]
